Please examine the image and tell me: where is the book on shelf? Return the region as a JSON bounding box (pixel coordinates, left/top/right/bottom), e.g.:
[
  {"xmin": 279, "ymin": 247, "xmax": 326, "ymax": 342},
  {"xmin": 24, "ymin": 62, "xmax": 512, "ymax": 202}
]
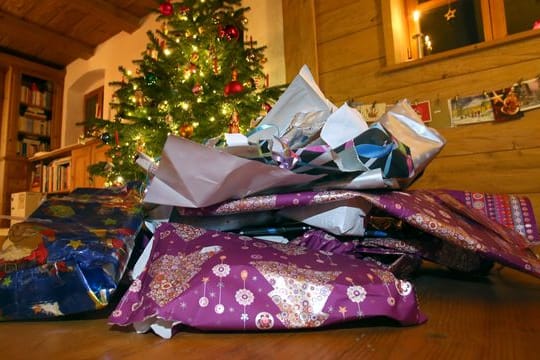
[
  {"xmin": 41, "ymin": 156, "xmax": 72, "ymax": 193},
  {"xmin": 17, "ymin": 136, "xmax": 50, "ymax": 157},
  {"xmin": 30, "ymin": 163, "xmax": 43, "ymax": 192},
  {"xmin": 20, "ymin": 81, "xmax": 52, "ymax": 109},
  {"xmin": 18, "ymin": 117, "xmax": 50, "ymax": 136}
]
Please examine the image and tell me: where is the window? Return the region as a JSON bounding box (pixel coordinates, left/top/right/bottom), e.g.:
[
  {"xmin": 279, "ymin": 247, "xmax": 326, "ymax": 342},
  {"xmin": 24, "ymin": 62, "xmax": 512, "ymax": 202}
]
[
  {"xmin": 83, "ymin": 86, "xmax": 104, "ymax": 135},
  {"xmin": 383, "ymin": 0, "xmax": 540, "ymax": 65}
]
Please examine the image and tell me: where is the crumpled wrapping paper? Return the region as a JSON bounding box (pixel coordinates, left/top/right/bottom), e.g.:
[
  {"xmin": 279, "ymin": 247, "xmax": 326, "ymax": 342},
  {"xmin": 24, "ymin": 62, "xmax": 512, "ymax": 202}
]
[{"xmin": 142, "ymin": 66, "xmax": 446, "ymax": 209}]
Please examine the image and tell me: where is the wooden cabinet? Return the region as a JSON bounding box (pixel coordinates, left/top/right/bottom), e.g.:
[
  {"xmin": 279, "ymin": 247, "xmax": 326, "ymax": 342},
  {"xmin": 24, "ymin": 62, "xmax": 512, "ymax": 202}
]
[
  {"xmin": 0, "ymin": 53, "xmax": 64, "ymax": 227},
  {"xmin": 71, "ymin": 141, "xmax": 109, "ymax": 188}
]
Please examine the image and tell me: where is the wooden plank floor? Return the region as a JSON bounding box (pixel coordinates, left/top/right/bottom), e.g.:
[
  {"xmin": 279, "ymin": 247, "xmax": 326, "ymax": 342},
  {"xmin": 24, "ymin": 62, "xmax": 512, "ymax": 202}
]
[{"xmin": 1, "ymin": 263, "xmax": 539, "ymax": 359}]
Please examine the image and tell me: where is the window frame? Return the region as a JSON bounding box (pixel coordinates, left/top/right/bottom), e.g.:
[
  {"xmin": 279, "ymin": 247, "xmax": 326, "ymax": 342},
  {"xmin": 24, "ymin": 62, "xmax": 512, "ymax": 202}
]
[{"xmin": 382, "ymin": 0, "xmax": 539, "ymax": 68}]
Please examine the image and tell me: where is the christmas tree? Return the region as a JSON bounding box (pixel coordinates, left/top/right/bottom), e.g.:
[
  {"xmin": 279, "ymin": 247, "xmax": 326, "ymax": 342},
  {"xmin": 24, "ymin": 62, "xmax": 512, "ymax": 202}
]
[{"xmin": 87, "ymin": 0, "xmax": 283, "ymax": 185}]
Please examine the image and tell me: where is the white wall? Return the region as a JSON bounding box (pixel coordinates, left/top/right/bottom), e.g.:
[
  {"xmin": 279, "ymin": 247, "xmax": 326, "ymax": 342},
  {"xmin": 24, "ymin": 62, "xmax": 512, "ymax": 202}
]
[{"xmin": 62, "ymin": 0, "xmax": 285, "ymax": 146}]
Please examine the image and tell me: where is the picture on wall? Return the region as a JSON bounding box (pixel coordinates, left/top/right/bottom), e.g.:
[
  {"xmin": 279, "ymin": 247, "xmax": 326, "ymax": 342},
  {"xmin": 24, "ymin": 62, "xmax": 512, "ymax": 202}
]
[
  {"xmin": 355, "ymin": 102, "xmax": 387, "ymax": 123},
  {"xmin": 515, "ymin": 77, "xmax": 540, "ymax": 111},
  {"xmin": 489, "ymin": 88, "xmax": 523, "ymax": 122},
  {"xmin": 448, "ymin": 94, "xmax": 495, "ymax": 126},
  {"xmin": 411, "ymin": 100, "xmax": 432, "ymax": 123}
]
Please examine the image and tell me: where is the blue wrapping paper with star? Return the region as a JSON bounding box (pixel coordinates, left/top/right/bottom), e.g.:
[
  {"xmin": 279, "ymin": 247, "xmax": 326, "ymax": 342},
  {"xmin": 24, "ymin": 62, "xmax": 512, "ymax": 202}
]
[{"xmin": 0, "ymin": 187, "xmax": 144, "ymax": 320}]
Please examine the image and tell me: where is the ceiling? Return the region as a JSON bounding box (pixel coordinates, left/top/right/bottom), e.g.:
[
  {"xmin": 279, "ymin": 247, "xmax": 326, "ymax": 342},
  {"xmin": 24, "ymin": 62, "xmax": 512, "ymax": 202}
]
[{"xmin": 0, "ymin": 0, "xmax": 159, "ymax": 69}]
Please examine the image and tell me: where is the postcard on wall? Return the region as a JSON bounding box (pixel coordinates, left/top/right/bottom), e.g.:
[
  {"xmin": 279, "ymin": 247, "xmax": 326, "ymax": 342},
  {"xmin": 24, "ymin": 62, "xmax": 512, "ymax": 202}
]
[
  {"xmin": 355, "ymin": 102, "xmax": 387, "ymax": 123},
  {"xmin": 489, "ymin": 88, "xmax": 523, "ymax": 122},
  {"xmin": 411, "ymin": 100, "xmax": 432, "ymax": 123},
  {"xmin": 448, "ymin": 94, "xmax": 495, "ymax": 126},
  {"xmin": 514, "ymin": 77, "xmax": 540, "ymax": 112}
]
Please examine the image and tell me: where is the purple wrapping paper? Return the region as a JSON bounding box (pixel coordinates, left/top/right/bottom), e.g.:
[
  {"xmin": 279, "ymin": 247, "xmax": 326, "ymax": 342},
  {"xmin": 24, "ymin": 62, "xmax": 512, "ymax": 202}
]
[
  {"xmin": 175, "ymin": 188, "xmax": 540, "ymax": 278},
  {"xmin": 358, "ymin": 190, "xmax": 540, "ymax": 277},
  {"xmin": 109, "ymin": 223, "xmax": 426, "ymax": 337}
]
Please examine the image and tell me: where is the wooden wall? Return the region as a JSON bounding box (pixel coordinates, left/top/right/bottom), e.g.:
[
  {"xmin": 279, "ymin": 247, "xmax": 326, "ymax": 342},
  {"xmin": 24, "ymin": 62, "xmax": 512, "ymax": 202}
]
[
  {"xmin": 282, "ymin": 0, "xmax": 540, "ymax": 224},
  {"xmin": 282, "ymin": 0, "xmax": 540, "ymax": 128}
]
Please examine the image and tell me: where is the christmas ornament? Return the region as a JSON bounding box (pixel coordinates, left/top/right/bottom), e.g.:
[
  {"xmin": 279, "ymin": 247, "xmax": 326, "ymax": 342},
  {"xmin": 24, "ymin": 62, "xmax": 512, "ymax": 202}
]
[
  {"xmin": 134, "ymin": 90, "xmax": 144, "ymax": 106},
  {"xmin": 225, "ymin": 25, "xmax": 240, "ymax": 40},
  {"xmin": 217, "ymin": 25, "xmax": 227, "ymax": 39},
  {"xmin": 145, "ymin": 72, "xmax": 158, "ymax": 86},
  {"xmin": 246, "ymin": 36, "xmax": 256, "ymax": 63},
  {"xmin": 229, "ymin": 111, "xmax": 240, "ymax": 133},
  {"xmin": 263, "ymin": 102, "xmax": 272, "ymax": 113},
  {"xmin": 159, "ymin": 1, "xmax": 174, "ymax": 17},
  {"xmin": 192, "ymin": 83, "xmax": 203, "ymax": 95},
  {"xmin": 190, "ymin": 52, "xmax": 199, "ymax": 62},
  {"xmin": 224, "ymin": 69, "xmax": 244, "ymax": 96},
  {"xmin": 101, "ymin": 132, "xmax": 111, "ymax": 144},
  {"xmin": 179, "ymin": 123, "xmax": 194, "ymax": 138}
]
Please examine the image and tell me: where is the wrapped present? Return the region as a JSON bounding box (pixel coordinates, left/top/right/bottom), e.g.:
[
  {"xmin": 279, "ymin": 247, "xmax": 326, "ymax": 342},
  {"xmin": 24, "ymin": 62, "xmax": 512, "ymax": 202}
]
[
  {"xmin": 0, "ymin": 187, "xmax": 144, "ymax": 320},
  {"xmin": 173, "ymin": 188, "xmax": 540, "ymax": 279},
  {"xmin": 357, "ymin": 190, "xmax": 540, "ymax": 277},
  {"xmin": 109, "ymin": 223, "xmax": 426, "ymax": 339}
]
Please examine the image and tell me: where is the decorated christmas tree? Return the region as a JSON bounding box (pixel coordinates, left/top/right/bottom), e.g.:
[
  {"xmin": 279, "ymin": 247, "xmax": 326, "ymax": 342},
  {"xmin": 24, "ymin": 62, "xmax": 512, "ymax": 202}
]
[{"xmin": 87, "ymin": 0, "xmax": 283, "ymax": 185}]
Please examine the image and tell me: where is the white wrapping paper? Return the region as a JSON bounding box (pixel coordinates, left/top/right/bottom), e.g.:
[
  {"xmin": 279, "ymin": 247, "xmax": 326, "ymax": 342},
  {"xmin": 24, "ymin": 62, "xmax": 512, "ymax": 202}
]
[{"xmin": 143, "ymin": 136, "xmax": 322, "ymax": 208}]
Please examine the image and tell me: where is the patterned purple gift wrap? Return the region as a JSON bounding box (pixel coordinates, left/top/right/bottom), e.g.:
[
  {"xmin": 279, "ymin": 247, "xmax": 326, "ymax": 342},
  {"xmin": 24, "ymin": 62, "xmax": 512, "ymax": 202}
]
[
  {"xmin": 175, "ymin": 188, "xmax": 540, "ymax": 278},
  {"xmin": 109, "ymin": 223, "xmax": 426, "ymax": 336}
]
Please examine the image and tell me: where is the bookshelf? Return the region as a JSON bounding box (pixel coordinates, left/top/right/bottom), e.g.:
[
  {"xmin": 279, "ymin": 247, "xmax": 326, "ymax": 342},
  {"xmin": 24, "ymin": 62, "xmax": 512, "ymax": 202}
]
[
  {"xmin": 17, "ymin": 75, "xmax": 54, "ymax": 157},
  {"xmin": 0, "ymin": 53, "xmax": 64, "ymax": 227}
]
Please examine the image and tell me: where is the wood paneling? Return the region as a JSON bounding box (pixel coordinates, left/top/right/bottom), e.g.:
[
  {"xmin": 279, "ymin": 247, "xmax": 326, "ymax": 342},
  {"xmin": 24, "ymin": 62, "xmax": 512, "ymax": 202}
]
[
  {"xmin": 0, "ymin": 0, "xmax": 156, "ymax": 68},
  {"xmin": 315, "ymin": 0, "xmax": 380, "ymax": 44},
  {"xmin": 282, "ymin": 0, "xmax": 319, "ymax": 82}
]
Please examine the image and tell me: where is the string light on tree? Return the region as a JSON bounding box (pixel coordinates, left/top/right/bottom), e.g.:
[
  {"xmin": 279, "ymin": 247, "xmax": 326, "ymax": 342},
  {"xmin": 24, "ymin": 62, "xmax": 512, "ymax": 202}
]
[{"xmin": 84, "ymin": 0, "xmax": 283, "ymax": 184}]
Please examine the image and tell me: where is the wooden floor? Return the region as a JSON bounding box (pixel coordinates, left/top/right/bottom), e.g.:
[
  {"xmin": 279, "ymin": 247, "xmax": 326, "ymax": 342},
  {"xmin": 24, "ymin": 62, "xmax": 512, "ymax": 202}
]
[{"xmin": 1, "ymin": 263, "xmax": 539, "ymax": 359}]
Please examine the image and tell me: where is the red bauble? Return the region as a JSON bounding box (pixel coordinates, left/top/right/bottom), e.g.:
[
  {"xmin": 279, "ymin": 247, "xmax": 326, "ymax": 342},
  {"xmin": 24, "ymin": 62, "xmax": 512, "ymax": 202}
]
[
  {"xmin": 263, "ymin": 103, "xmax": 272, "ymax": 113},
  {"xmin": 224, "ymin": 81, "xmax": 244, "ymax": 96},
  {"xmin": 159, "ymin": 1, "xmax": 174, "ymax": 16},
  {"xmin": 225, "ymin": 25, "xmax": 240, "ymax": 40},
  {"xmin": 192, "ymin": 83, "xmax": 203, "ymax": 95}
]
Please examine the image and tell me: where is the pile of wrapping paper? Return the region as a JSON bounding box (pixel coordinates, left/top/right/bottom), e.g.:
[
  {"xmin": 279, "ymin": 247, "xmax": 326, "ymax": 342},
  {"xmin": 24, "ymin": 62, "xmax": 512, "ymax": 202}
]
[
  {"xmin": 2, "ymin": 66, "xmax": 538, "ymax": 339},
  {"xmin": 108, "ymin": 66, "xmax": 539, "ymax": 338}
]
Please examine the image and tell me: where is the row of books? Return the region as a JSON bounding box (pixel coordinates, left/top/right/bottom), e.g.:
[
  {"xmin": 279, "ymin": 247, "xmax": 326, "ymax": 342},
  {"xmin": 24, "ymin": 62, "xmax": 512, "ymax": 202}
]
[
  {"xmin": 17, "ymin": 137, "xmax": 50, "ymax": 157},
  {"xmin": 20, "ymin": 83, "xmax": 52, "ymax": 109},
  {"xmin": 31, "ymin": 157, "xmax": 72, "ymax": 193},
  {"xmin": 19, "ymin": 116, "xmax": 51, "ymax": 136}
]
